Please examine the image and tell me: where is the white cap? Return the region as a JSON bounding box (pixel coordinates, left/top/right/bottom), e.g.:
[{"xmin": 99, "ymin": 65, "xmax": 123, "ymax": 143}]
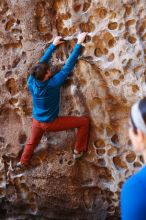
[{"xmin": 131, "ymin": 101, "xmax": 146, "ymax": 134}]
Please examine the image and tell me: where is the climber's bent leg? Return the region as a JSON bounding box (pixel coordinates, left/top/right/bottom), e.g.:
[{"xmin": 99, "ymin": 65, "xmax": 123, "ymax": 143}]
[
  {"xmin": 43, "ymin": 116, "xmax": 90, "ymax": 153},
  {"xmin": 20, "ymin": 119, "xmax": 44, "ymax": 165}
]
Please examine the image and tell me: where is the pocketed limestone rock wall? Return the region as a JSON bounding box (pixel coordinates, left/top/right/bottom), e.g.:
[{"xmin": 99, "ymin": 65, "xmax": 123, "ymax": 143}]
[{"xmin": 0, "ymin": 0, "xmax": 145, "ymax": 219}]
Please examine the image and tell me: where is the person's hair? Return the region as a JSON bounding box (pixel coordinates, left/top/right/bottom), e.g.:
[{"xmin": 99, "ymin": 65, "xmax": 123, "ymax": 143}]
[
  {"xmin": 130, "ymin": 97, "xmax": 146, "ymax": 134},
  {"xmin": 31, "ymin": 63, "xmax": 49, "ymax": 81},
  {"xmin": 49, "ymin": 64, "xmax": 63, "ymax": 75},
  {"xmin": 31, "ymin": 62, "xmax": 63, "ymax": 81}
]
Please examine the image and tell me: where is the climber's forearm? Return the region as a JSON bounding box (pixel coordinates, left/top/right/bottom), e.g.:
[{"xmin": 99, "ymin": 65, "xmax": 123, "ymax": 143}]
[
  {"xmin": 39, "ymin": 43, "xmax": 56, "ymax": 63},
  {"xmin": 48, "ymin": 43, "xmax": 82, "ymax": 87},
  {"xmin": 39, "ymin": 36, "xmax": 64, "ymax": 63}
]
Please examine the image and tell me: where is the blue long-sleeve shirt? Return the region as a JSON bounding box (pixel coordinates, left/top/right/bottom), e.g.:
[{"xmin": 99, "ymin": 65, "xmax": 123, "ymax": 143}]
[
  {"xmin": 121, "ymin": 166, "xmax": 146, "ymax": 220},
  {"xmin": 27, "ymin": 43, "xmax": 82, "ymax": 122}
]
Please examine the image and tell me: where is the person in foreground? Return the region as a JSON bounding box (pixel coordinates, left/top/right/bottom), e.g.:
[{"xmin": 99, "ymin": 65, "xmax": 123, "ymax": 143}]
[
  {"xmin": 121, "ymin": 97, "xmax": 146, "ymax": 220},
  {"xmin": 17, "ymin": 32, "xmax": 90, "ymax": 168}
]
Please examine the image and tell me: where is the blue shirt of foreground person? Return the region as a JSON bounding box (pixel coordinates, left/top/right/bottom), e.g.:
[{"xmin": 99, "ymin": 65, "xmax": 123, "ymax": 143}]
[{"xmin": 121, "ymin": 97, "xmax": 146, "ymax": 220}]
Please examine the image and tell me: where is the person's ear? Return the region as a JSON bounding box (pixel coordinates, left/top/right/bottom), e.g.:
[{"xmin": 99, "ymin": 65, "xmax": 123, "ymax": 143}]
[
  {"xmin": 47, "ymin": 70, "xmax": 52, "ymax": 77},
  {"xmin": 137, "ymin": 128, "xmax": 145, "ymax": 142}
]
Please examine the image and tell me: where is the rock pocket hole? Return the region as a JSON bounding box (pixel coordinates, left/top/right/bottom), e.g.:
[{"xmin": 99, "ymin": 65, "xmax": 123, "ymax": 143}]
[
  {"xmin": 126, "ymin": 19, "xmax": 135, "ymax": 26},
  {"xmin": 132, "ymin": 85, "xmax": 139, "ymax": 93},
  {"xmin": 6, "ymin": 78, "xmax": 18, "ymax": 95},
  {"xmin": 83, "ymin": 0, "xmax": 91, "ymax": 12},
  {"xmin": 84, "ymin": 35, "xmax": 91, "ymax": 43},
  {"xmin": 108, "ymin": 53, "xmax": 115, "ymax": 62},
  {"xmin": 106, "ymin": 126, "xmax": 113, "ymax": 137},
  {"xmin": 59, "ymin": 157, "xmax": 63, "ymax": 164},
  {"xmin": 94, "ymin": 139, "xmax": 105, "ymax": 148},
  {"xmin": 19, "ymin": 132, "xmax": 27, "ymax": 145},
  {"xmin": 104, "ymin": 71, "xmax": 110, "ymax": 76},
  {"xmin": 107, "ymin": 146, "xmax": 117, "ymax": 156},
  {"xmin": 133, "ymin": 162, "xmax": 142, "ymax": 168},
  {"xmin": 68, "ymin": 160, "xmax": 73, "ymax": 165},
  {"xmin": 113, "ymin": 156, "xmax": 127, "ymax": 169},
  {"xmin": 113, "ymin": 79, "xmax": 120, "ymax": 86},
  {"xmin": 0, "ymin": 137, "xmax": 5, "ymax": 143},
  {"xmin": 79, "ymin": 22, "xmax": 95, "ymax": 32},
  {"xmin": 5, "ymin": 71, "xmax": 12, "ymax": 78},
  {"xmin": 128, "ymin": 36, "xmax": 137, "ymax": 44},
  {"xmin": 73, "ymin": 4, "xmax": 81, "ymax": 12},
  {"xmin": 12, "ymin": 57, "xmax": 21, "ymax": 68},
  {"xmin": 2, "ymin": 65, "xmax": 5, "ymax": 70},
  {"xmin": 96, "ymin": 148, "xmax": 106, "ymax": 155},
  {"xmin": 108, "ymin": 22, "xmax": 118, "ymax": 30},
  {"xmin": 95, "ymin": 7, "xmax": 107, "ymax": 19},
  {"xmin": 139, "ymin": 155, "xmax": 144, "ymax": 163},
  {"xmin": 99, "ymin": 167, "xmax": 113, "ymax": 181},
  {"xmin": 98, "ymin": 158, "xmax": 106, "ymax": 166},
  {"xmin": 111, "ymin": 134, "xmax": 119, "ymax": 145},
  {"xmin": 5, "ymin": 18, "xmax": 15, "ymax": 31},
  {"xmin": 94, "ymin": 47, "xmax": 102, "ymax": 57},
  {"xmin": 16, "ymin": 19, "xmax": 21, "ymax": 24},
  {"xmin": 94, "ymin": 47, "xmax": 108, "ymax": 57},
  {"xmin": 9, "ymin": 98, "xmax": 18, "ymax": 105},
  {"xmin": 126, "ymin": 151, "xmax": 136, "ymax": 163},
  {"xmin": 118, "ymin": 181, "xmax": 124, "ymax": 188},
  {"xmin": 125, "ymin": 5, "xmax": 132, "ymax": 15},
  {"xmin": 119, "ymin": 23, "xmax": 124, "ymax": 30},
  {"xmin": 119, "ymin": 75, "xmax": 124, "ymax": 80},
  {"xmin": 127, "ymin": 139, "xmax": 132, "ymax": 146},
  {"xmin": 108, "ymin": 38, "xmax": 116, "ymax": 48}
]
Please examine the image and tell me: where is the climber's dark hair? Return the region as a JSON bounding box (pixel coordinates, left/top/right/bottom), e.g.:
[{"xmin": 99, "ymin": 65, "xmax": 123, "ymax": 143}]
[
  {"xmin": 31, "ymin": 62, "xmax": 63, "ymax": 81},
  {"xmin": 31, "ymin": 62, "xmax": 49, "ymax": 81},
  {"xmin": 130, "ymin": 97, "xmax": 146, "ymax": 135}
]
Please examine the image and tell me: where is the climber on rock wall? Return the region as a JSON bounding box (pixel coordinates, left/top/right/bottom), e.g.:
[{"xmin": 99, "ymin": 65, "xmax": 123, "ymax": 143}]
[
  {"xmin": 16, "ymin": 32, "xmax": 90, "ymax": 169},
  {"xmin": 121, "ymin": 97, "xmax": 146, "ymax": 220}
]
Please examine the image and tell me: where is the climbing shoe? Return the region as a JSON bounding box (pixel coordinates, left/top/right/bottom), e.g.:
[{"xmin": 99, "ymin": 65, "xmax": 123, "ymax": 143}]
[{"xmin": 73, "ymin": 151, "xmax": 84, "ymax": 160}]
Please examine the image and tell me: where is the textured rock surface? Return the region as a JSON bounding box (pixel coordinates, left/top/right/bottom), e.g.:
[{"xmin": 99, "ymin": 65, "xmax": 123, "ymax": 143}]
[{"xmin": 0, "ymin": 0, "xmax": 146, "ymax": 219}]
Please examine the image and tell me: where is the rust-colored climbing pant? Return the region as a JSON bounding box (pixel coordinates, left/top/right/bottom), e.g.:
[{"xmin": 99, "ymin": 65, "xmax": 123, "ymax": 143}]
[{"xmin": 21, "ymin": 116, "xmax": 90, "ymax": 165}]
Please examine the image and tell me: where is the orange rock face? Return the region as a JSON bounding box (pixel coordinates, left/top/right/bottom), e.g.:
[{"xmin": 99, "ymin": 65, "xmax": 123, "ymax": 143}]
[{"xmin": 0, "ymin": 0, "xmax": 145, "ymax": 219}]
